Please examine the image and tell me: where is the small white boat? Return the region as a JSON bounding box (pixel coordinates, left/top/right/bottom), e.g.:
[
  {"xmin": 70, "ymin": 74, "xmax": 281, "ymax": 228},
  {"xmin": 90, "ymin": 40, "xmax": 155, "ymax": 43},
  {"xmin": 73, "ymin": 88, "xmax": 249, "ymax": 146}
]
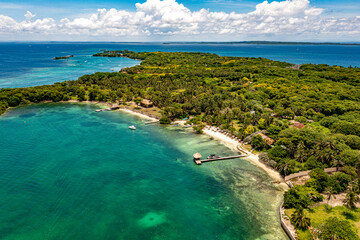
[{"xmin": 129, "ymin": 125, "xmax": 136, "ymax": 130}]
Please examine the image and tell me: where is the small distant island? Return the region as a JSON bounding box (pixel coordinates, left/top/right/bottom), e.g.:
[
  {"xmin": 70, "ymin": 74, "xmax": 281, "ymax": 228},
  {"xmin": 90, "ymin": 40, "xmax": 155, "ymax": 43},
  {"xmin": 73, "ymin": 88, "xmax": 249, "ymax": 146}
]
[
  {"xmin": 1, "ymin": 50, "xmax": 360, "ymax": 240},
  {"xmin": 163, "ymin": 41, "xmax": 360, "ymax": 46},
  {"xmin": 53, "ymin": 55, "xmax": 74, "ymax": 60}
]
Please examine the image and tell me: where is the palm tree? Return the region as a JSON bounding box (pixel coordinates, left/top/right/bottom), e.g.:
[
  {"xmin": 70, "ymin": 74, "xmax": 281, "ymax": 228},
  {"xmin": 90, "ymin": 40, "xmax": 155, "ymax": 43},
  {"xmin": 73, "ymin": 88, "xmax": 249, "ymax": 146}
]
[
  {"xmin": 331, "ymin": 158, "xmax": 344, "ymax": 171},
  {"xmin": 291, "ymin": 207, "xmax": 311, "ymax": 230},
  {"xmin": 295, "ymin": 141, "xmax": 306, "ymax": 163},
  {"xmin": 313, "ymin": 139, "xmax": 340, "ymax": 166},
  {"xmin": 324, "ymin": 187, "xmax": 336, "ymax": 209},
  {"xmin": 343, "ymin": 188, "xmax": 359, "ymax": 214},
  {"xmin": 278, "ymin": 161, "xmax": 289, "ymax": 177}
]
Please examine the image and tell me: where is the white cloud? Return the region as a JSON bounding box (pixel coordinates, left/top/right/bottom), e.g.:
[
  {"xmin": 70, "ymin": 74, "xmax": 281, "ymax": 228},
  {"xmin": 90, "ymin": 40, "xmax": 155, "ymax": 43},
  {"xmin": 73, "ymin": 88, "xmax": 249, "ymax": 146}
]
[
  {"xmin": 250, "ymin": 0, "xmax": 323, "ymax": 17},
  {"xmin": 0, "ymin": 0, "xmax": 359, "ymax": 41},
  {"xmin": 24, "ymin": 11, "xmax": 36, "ymax": 20}
]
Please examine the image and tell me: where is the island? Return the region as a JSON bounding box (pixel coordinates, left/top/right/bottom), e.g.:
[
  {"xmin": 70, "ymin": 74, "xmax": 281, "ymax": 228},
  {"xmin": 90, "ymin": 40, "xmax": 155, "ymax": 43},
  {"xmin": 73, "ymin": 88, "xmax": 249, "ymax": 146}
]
[
  {"xmin": 163, "ymin": 41, "xmax": 360, "ymax": 45},
  {"xmin": 53, "ymin": 55, "xmax": 74, "ymax": 60},
  {"xmin": 1, "ymin": 50, "xmax": 360, "ymax": 239}
]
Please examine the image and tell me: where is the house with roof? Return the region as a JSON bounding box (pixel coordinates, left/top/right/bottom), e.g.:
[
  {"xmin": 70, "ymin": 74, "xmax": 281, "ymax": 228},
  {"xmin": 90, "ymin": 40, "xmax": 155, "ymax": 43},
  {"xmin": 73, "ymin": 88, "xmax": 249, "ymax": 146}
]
[{"xmin": 257, "ymin": 133, "xmax": 274, "ymax": 145}]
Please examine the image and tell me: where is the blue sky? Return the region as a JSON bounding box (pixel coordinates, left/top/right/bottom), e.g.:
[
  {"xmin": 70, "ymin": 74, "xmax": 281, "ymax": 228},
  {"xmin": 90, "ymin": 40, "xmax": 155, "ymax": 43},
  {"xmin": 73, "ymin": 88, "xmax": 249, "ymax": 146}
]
[
  {"xmin": 0, "ymin": 0, "xmax": 359, "ymax": 41},
  {"xmin": 1, "ymin": 0, "xmax": 359, "ymax": 20}
]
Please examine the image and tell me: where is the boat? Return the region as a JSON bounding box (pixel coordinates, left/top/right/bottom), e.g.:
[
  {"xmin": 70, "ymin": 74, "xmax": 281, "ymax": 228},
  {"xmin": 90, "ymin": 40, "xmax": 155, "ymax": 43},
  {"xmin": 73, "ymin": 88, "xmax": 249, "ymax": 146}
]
[
  {"xmin": 184, "ymin": 124, "xmax": 191, "ymax": 128},
  {"xmin": 129, "ymin": 125, "xmax": 136, "ymax": 130},
  {"xmin": 207, "ymin": 154, "xmax": 220, "ymax": 159}
]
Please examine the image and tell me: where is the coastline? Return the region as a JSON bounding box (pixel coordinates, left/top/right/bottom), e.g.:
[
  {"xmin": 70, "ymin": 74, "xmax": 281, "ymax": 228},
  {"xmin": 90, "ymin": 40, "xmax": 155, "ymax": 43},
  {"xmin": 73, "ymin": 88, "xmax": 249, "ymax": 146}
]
[
  {"xmin": 1, "ymin": 100, "xmax": 289, "ymax": 238},
  {"xmin": 202, "ymin": 127, "xmax": 287, "ymax": 186},
  {"xmin": 67, "ymin": 100, "xmax": 159, "ymax": 122},
  {"xmin": 109, "ymin": 104, "xmax": 286, "ymax": 185},
  {"xmin": 3, "ymin": 100, "xmax": 286, "ymax": 185},
  {"xmin": 69, "ymin": 101, "xmax": 287, "ymax": 185},
  {"xmin": 118, "ymin": 108, "xmax": 158, "ymax": 122}
]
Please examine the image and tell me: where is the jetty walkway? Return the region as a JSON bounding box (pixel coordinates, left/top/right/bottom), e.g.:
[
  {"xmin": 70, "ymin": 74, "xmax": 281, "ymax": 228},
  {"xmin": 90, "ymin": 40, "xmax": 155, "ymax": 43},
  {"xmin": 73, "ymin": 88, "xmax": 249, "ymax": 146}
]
[
  {"xmin": 284, "ymin": 167, "xmax": 343, "ymax": 181},
  {"xmin": 193, "ymin": 154, "xmax": 247, "ymax": 165}
]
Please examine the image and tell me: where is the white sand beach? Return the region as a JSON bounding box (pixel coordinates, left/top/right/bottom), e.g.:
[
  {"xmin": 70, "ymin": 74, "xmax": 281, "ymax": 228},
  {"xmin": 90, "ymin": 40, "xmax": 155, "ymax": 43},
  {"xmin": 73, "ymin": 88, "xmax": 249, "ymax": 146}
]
[
  {"xmin": 118, "ymin": 108, "xmax": 158, "ymax": 122},
  {"xmin": 66, "ymin": 100, "xmax": 159, "ymax": 122},
  {"xmin": 203, "ymin": 126, "xmax": 287, "ymax": 186},
  {"xmin": 203, "ymin": 127, "xmax": 240, "ymax": 150},
  {"xmin": 76, "ymin": 102, "xmax": 286, "ymax": 185}
]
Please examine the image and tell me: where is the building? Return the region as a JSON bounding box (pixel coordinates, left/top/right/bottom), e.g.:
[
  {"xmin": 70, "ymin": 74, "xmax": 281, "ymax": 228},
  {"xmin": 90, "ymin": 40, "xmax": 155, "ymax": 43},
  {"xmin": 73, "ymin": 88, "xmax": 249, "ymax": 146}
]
[
  {"xmin": 289, "ymin": 120, "xmax": 305, "ymax": 129},
  {"xmin": 193, "ymin": 153, "xmax": 202, "ymax": 160},
  {"xmin": 258, "ymin": 133, "xmax": 274, "ymax": 145}
]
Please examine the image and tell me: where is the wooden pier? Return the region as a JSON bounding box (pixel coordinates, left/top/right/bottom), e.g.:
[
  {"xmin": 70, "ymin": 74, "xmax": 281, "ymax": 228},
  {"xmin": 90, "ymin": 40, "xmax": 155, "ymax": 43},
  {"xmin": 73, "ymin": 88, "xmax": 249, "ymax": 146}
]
[{"xmin": 193, "ymin": 153, "xmax": 247, "ymax": 165}]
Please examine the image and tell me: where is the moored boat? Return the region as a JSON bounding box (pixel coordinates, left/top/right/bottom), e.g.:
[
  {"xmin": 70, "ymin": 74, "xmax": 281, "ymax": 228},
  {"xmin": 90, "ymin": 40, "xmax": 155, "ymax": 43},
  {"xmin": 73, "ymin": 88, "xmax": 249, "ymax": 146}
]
[{"xmin": 207, "ymin": 154, "xmax": 220, "ymax": 159}]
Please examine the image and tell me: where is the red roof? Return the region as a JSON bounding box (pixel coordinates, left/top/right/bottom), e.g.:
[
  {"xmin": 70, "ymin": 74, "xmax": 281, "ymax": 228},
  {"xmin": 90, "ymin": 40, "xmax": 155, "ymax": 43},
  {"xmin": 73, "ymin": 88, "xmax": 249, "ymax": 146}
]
[{"xmin": 289, "ymin": 122, "xmax": 305, "ymax": 129}]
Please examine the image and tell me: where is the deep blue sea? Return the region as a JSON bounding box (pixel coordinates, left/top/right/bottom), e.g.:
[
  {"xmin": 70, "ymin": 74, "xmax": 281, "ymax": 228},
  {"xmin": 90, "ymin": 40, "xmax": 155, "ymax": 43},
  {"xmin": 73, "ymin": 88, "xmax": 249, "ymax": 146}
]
[{"xmin": 1, "ymin": 42, "xmax": 360, "ymax": 88}]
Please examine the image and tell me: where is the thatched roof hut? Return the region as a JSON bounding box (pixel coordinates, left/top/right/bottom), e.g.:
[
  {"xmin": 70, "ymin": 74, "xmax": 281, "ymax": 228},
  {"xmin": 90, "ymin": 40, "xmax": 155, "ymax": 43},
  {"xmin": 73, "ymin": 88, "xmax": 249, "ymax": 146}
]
[{"xmin": 193, "ymin": 153, "xmax": 202, "ymax": 160}]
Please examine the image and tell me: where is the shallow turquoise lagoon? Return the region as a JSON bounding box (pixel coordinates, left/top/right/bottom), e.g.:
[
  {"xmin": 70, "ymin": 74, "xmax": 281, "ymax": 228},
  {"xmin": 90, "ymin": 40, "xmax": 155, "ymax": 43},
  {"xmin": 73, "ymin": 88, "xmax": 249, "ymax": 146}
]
[{"xmin": 0, "ymin": 103, "xmax": 287, "ymax": 240}]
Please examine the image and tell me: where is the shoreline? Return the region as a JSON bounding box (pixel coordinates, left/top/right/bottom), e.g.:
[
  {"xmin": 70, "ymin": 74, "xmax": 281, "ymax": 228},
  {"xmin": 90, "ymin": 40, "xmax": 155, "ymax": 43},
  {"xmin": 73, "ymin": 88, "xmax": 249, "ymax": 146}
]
[
  {"xmin": 67, "ymin": 100, "xmax": 159, "ymax": 122},
  {"xmin": 202, "ymin": 127, "xmax": 287, "ymax": 186},
  {"xmin": 112, "ymin": 105, "xmax": 287, "ymax": 185},
  {"xmin": 1, "ymin": 100, "xmax": 289, "ymax": 237},
  {"xmin": 118, "ymin": 108, "xmax": 158, "ymax": 122},
  {"xmin": 3, "ymin": 100, "xmax": 286, "ymax": 186}
]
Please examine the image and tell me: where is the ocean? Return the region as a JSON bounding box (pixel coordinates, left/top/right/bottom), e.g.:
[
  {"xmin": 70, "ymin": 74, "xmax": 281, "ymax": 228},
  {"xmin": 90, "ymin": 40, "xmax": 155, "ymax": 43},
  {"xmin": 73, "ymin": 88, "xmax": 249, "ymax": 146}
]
[
  {"xmin": 1, "ymin": 42, "xmax": 360, "ymax": 88},
  {"xmin": 0, "ymin": 103, "xmax": 286, "ymax": 240},
  {"xmin": 1, "ymin": 42, "xmax": 357, "ymax": 239}
]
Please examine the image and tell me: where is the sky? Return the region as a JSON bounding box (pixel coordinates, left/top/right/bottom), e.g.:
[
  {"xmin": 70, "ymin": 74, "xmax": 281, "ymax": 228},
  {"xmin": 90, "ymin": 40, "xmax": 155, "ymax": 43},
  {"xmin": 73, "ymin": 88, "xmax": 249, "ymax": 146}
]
[{"xmin": 0, "ymin": 0, "xmax": 359, "ymax": 42}]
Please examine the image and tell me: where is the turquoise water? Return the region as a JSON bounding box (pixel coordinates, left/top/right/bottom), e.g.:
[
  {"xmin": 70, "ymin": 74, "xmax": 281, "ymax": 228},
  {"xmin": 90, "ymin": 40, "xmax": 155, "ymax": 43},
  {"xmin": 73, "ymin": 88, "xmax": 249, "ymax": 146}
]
[
  {"xmin": 0, "ymin": 43, "xmax": 140, "ymax": 88},
  {"xmin": 1, "ymin": 42, "xmax": 360, "ymax": 88},
  {"xmin": 0, "ymin": 103, "xmax": 286, "ymax": 240}
]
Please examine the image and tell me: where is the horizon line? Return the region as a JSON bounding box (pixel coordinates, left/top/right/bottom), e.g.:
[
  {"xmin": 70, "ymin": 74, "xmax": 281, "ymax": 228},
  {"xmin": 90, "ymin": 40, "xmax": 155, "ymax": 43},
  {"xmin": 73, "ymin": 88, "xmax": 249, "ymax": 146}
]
[{"xmin": 1, "ymin": 41, "xmax": 360, "ymax": 45}]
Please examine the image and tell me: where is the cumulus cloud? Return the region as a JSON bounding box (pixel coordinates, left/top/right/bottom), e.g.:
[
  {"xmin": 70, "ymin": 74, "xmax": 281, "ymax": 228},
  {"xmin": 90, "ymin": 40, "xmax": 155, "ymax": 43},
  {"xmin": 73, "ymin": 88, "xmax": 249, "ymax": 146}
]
[
  {"xmin": 24, "ymin": 11, "xmax": 36, "ymax": 20},
  {"xmin": 0, "ymin": 0, "xmax": 359, "ymax": 40}
]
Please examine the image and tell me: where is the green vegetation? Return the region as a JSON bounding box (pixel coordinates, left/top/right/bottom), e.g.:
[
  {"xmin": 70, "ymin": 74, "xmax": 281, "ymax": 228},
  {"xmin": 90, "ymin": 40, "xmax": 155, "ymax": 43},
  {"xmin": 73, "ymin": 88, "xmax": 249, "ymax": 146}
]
[
  {"xmin": 54, "ymin": 55, "xmax": 74, "ymax": 60},
  {"xmin": 1, "ymin": 50, "xmax": 360, "ymax": 239},
  {"xmin": 286, "ymin": 205, "xmax": 360, "ymax": 240},
  {"xmin": 192, "ymin": 123, "xmax": 206, "ymax": 134},
  {"xmin": 159, "ymin": 116, "xmax": 172, "ymax": 124},
  {"xmin": 291, "ymin": 207, "xmax": 311, "ymax": 230},
  {"xmin": 284, "ymin": 168, "xmax": 360, "ymax": 239},
  {"xmin": 1, "ymin": 50, "xmax": 359, "ymax": 174},
  {"xmin": 284, "ymin": 185, "xmax": 323, "ymax": 208}
]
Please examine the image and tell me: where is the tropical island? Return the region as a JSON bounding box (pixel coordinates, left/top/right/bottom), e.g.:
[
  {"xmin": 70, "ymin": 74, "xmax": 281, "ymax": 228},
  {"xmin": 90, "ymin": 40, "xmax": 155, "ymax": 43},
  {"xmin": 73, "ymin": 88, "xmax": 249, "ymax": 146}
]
[
  {"xmin": 163, "ymin": 41, "xmax": 360, "ymax": 46},
  {"xmin": 1, "ymin": 50, "xmax": 360, "ymax": 239}
]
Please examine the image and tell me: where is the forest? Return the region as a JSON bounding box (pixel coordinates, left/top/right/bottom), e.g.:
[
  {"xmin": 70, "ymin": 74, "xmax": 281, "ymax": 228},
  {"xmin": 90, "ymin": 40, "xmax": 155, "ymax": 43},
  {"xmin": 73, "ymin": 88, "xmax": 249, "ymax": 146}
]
[
  {"xmin": 1, "ymin": 50, "xmax": 360, "ymax": 238},
  {"xmin": 1, "ymin": 50, "xmax": 359, "ymax": 174}
]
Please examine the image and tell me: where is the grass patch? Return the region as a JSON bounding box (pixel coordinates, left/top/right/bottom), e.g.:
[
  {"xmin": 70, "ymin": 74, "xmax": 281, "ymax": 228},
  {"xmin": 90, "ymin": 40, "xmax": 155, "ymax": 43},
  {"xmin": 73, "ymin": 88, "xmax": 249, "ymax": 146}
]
[{"xmin": 285, "ymin": 204, "xmax": 360, "ymax": 240}]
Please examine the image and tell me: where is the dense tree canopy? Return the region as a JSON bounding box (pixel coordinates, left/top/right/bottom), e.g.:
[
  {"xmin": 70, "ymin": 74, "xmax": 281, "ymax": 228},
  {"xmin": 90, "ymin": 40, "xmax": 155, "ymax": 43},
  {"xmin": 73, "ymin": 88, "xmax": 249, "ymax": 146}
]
[
  {"xmin": 1, "ymin": 50, "xmax": 359, "ymax": 177},
  {"xmin": 1, "ymin": 50, "xmax": 360, "ymax": 239}
]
